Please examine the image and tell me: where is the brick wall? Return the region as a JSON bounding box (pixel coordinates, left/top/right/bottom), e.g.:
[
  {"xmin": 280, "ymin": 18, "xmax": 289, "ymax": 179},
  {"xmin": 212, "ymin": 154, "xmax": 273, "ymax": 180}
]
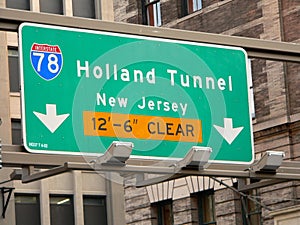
[
  {"xmin": 160, "ymin": 0, "xmax": 180, "ymax": 25},
  {"xmin": 281, "ymin": 0, "xmax": 300, "ymax": 115},
  {"xmin": 113, "ymin": 0, "xmax": 140, "ymax": 23},
  {"xmin": 124, "ymin": 180, "xmax": 152, "ymax": 224},
  {"xmin": 173, "ymin": 197, "xmax": 194, "ymax": 224},
  {"xmin": 173, "ymin": 0, "xmax": 262, "ymax": 34},
  {"xmin": 280, "ymin": 0, "xmax": 300, "ymax": 42},
  {"xmin": 215, "ymin": 188, "xmax": 243, "ymax": 225},
  {"xmin": 260, "ymin": 181, "xmax": 299, "ymax": 225}
]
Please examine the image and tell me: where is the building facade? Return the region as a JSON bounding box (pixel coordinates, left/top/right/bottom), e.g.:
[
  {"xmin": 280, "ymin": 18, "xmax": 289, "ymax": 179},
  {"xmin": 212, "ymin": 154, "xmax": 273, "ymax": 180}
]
[
  {"xmin": 111, "ymin": 0, "xmax": 300, "ymax": 225},
  {"xmin": 0, "ymin": 0, "xmax": 299, "ymax": 225}
]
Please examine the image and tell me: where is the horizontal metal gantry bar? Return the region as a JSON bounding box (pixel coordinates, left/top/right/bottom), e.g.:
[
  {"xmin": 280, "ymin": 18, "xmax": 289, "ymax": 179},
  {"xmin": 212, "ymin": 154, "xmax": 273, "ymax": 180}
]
[
  {"xmin": 3, "ymin": 145, "xmax": 300, "ymax": 186},
  {"xmin": 18, "ymin": 160, "xmax": 300, "ymax": 184},
  {"xmin": 0, "ymin": 8, "xmax": 299, "ymax": 62}
]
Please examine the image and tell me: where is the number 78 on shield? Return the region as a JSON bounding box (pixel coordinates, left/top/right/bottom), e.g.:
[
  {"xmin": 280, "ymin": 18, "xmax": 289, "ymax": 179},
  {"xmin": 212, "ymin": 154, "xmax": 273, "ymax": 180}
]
[{"xmin": 30, "ymin": 43, "xmax": 63, "ymax": 81}]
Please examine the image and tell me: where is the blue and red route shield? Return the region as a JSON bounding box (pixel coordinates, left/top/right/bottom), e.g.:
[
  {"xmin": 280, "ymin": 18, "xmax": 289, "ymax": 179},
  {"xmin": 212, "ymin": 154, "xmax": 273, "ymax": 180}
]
[{"xmin": 30, "ymin": 43, "xmax": 63, "ymax": 81}]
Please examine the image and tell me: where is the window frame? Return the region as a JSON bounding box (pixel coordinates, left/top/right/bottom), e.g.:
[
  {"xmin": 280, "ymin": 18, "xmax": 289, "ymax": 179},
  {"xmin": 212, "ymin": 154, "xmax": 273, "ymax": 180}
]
[
  {"xmin": 6, "ymin": 0, "xmax": 30, "ymax": 10},
  {"xmin": 182, "ymin": 0, "xmax": 202, "ymax": 16},
  {"xmin": 8, "ymin": 48, "xmax": 20, "ymax": 93},
  {"xmin": 39, "ymin": 0, "xmax": 64, "ymax": 15},
  {"xmin": 72, "ymin": 0, "xmax": 100, "ymax": 19},
  {"xmin": 83, "ymin": 195, "xmax": 108, "ymax": 225},
  {"xmin": 194, "ymin": 189, "xmax": 216, "ymax": 225},
  {"xmin": 143, "ymin": 0, "xmax": 162, "ymax": 27},
  {"xmin": 151, "ymin": 199, "xmax": 174, "ymax": 225},
  {"xmin": 248, "ymin": 59, "xmax": 256, "ymax": 119},
  {"xmin": 49, "ymin": 195, "xmax": 75, "ymax": 225},
  {"xmin": 15, "ymin": 193, "xmax": 41, "ymax": 225},
  {"xmin": 11, "ymin": 118, "xmax": 22, "ymax": 145}
]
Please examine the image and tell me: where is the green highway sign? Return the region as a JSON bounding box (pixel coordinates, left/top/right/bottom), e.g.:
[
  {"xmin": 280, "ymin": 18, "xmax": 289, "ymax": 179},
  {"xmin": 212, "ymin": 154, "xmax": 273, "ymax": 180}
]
[{"xmin": 19, "ymin": 23, "xmax": 254, "ymax": 163}]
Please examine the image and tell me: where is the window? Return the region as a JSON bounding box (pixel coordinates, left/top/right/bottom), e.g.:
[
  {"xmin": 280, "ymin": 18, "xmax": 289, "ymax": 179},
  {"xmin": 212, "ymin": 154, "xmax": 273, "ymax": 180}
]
[
  {"xmin": 12, "ymin": 119, "xmax": 22, "ymax": 145},
  {"xmin": 151, "ymin": 199, "xmax": 173, "ymax": 225},
  {"xmin": 6, "ymin": 0, "xmax": 30, "ymax": 10},
  {"xmin": 188, "ymin": 0, "xmax": 202, "ymax": 13},
  {"xmin": 40, "ymin": 0, "xmax": 63, "ymax": 15},
  {"xmin": 182, "ymin": 0, "xmax": 202, "ymax": 16},
  {"xmin": 15, "ymin": 194, "xmax": 41, "ymax": 225},
  {"xmin": 72, "ymin": 0, "xmax": 96, "ymax": 19},
  {"xmin": 8, "ymin": 49, "xmax": 20, "ymax": 93},
  {"xmin": 83, "ymin": 196, "xmax": 107, "ymax": 225},
  {"xmin": 193, "ymin": 189, "xmax": 216, "ymax": 225},
  {"xmin": 143, "ymin": 0, "xmax": 161, "ymax": 27},
  {"xmin": 248, "ymin": 59, "xmax": 255, "ymax": 118},
  {"xmin": 50, "ymin": 195, "xmax": 74, "ymax": 225},
  {"xmin": 241, "ymin": 189, "xmax": 262, "ymax": 225}
]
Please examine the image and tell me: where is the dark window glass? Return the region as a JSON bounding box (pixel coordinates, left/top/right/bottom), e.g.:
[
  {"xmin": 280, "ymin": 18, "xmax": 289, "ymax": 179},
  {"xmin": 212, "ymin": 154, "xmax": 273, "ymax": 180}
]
[
  {"xmin": 72, "ymin": 0, "xmax": 96, "ymax": 19},
  {"xmin": 182, "ymin": 0, "xmax": 202, "ymax": 16},
  {"xmin": 8, "ymin": 49, "xmax": 20, "ymax": 92},
  {"xmin": 152, "ymin": 199, "xmax": 173, "ymax": 225},
  {"xmin": 40, "ymin": 0, "xmax": 63, "ymax": 15},
  {"xmin": 15, "ymin": 194, "xmax": 41, "ymax": 225},
  {"xmin": 193, "ymin": 189, "xmax": 216, "ymax": 225},
  {"xmin": 12, "ymin": 119, "xmax": 22, "ymax": 145},
  {"xmin": 6, "ymin": 0, "xmax": 30, "ymax": 10},
  {"xmin": 83, "ymin": 196, "xmax": 107, "ymax": 225},
  {"xmin": 50, "ymin": 195, "xmax": 74, "ymax": 225}
]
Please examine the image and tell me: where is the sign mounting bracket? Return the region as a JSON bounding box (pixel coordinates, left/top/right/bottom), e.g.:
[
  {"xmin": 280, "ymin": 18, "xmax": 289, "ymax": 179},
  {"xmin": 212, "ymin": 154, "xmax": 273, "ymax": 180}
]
[{"xmin": 1, "ymin": 187, "xmax": 15, "ymax": 218}]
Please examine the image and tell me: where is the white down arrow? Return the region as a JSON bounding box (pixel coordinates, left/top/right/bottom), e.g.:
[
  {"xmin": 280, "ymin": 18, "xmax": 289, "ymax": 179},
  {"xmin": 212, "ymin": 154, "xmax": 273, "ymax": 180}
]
[
  {"xmin": 33, "ymin": 104, "xmax": 70, "ymax": 133},
  {"xmin": 213, "ymin": 118, "xmax": 244, "ymax": 145}
]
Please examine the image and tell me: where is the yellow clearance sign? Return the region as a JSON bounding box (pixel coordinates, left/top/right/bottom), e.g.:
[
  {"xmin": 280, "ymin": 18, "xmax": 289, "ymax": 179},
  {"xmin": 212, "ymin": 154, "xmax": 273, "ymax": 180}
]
[{"xmin": 83, "ymin": 111, "xmax": 202, "ymax": 143}]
